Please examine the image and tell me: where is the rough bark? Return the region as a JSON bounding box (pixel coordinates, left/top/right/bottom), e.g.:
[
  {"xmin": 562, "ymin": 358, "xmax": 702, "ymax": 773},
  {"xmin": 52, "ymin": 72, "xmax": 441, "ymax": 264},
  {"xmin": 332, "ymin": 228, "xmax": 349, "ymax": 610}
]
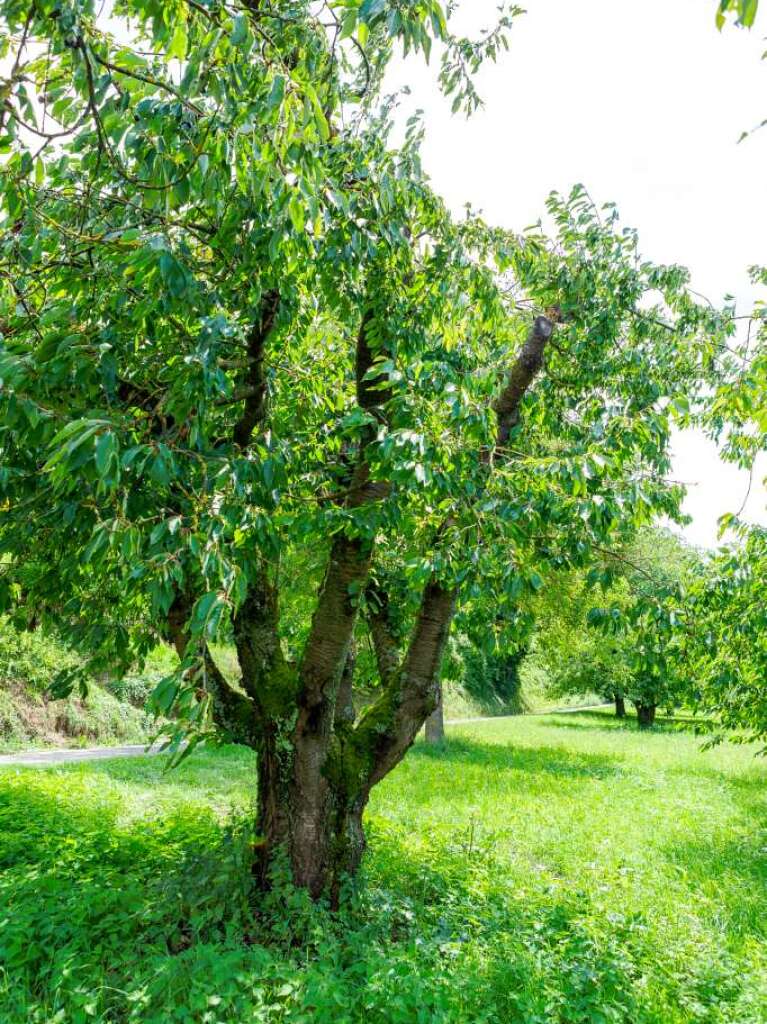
[
  {"xmin": 424, "ymin": 686, "xmax": 445, "ymax": 744},
  {"xmin": 365, "ymin": 580, "xmax": 401, "ymax": 687},
  {"xmin": 635, "ymin": 702, "xmax": 657, "ymax": 729},
  {"xmin": 615, "ymin": 694, "xmax": 626, "ymax": 718},
  {"xmin": 232, "ymin": 289, "xmax": 280, "ymax": 448},
  {"xmin": 354, "ymin": 580, "xmax": 458, "ymax": 791},
  {"xmin": 335, "ymin": 641, "xmax": 357, "ymax": 727},
  {"xmin": 352, "ymin": 316, "xmax": 554, "ymax": 782},
  {"xmin": 485, "ymin": 315, "xmax": 555, "ymax": 462},
  {"xmin": 276, "ymin": 307, "xmax": 391, "ymax": 897},
  {"xmin": 241, "ymin": 314, "xmax": 553, "ymax": 900}
]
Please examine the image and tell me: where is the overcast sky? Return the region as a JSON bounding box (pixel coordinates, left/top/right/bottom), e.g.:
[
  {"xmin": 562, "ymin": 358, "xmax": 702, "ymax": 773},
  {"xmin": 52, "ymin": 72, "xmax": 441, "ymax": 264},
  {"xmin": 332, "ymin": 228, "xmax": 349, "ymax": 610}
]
[{"xmin": 386, "ymin": 0, "xmax": 767, "ymax": 548}]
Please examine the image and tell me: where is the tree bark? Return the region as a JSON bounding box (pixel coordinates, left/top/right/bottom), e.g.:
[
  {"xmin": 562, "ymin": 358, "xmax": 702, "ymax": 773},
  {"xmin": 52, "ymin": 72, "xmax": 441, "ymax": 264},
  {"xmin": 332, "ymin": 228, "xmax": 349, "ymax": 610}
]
[
  {"xmin": 424, "ymin": 686, "xmax": 445, "ymax": 743},
  {"xmin": 335, "ymin": 641, "xmax": 357, "ymax": 727},
  {"xmin": 242, "ymin": 315, "xmax": 554, "ymax": 900},
  {"xmin": 232, "ymin": 290, "xmax": 280, "ymax": 448},
  {"xmin": 635, "ymin": 702, "xmax": 656, "ymax": 729},
  {"xmin": 260, "ymin": 305, "xmax": 391, "ymax": 898},
  {"xmin": 312, "ymin": 316, "xmax": 557, "ymax": 890},
  {"xmin": 615, "ymin": 694, "xmax": 626, "ymax": 718}
]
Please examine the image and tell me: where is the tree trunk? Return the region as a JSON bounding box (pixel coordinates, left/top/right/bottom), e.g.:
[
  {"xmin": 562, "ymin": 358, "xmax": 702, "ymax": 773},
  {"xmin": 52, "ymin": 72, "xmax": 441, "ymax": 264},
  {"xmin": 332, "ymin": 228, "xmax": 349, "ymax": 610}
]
[
  {"xmin": 424, "ymin": 685, "xmax": 445, "ymax": 743},
  {"xmin": 335, "ymin": 641, "xmax": 356, "ymax": 726},
  {"xmin": 245, "ymin": 315, "xmax": 554, "ymax": 901},
  {"xmin": 635, "ymin": 702, "xmax": 656, "ymax": 729},
  {"xmin": 253, "ymin": 738, "xmax": 365, "ymax": 906},
  {"xmin": 615, "ymin": 694, "xmax": 626, "ymax": 718},
  {"xmin": 255, "ymin": 305, "xmax": 390, "ymax": 900}
]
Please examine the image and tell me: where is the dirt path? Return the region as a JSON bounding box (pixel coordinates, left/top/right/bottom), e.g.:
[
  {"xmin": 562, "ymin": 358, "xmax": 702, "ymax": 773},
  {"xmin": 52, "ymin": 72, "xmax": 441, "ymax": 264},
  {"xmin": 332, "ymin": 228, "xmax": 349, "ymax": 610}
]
[{"xmin": 0, "ymin": 742, "xmax": 168, "ymax": 767}]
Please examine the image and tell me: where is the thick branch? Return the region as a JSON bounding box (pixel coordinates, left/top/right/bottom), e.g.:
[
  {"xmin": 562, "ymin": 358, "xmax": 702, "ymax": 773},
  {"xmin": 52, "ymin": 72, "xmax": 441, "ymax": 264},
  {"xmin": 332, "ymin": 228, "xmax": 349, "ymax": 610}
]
[
  {"xmin": 356, "ymin": 580, "xmax": 457, "ymax": 789},
  {"xmin": 334, "ymin": 640, "xmax": 357, "ymax": 727},
  {"xmin": 297, "ymin": 309, "xmax": 390, "ymax": 710},
  {"xmin": 353, "ymin": 314, "xmax": 555, "ymax": 787},
  {"xmin": 233, "ymin": 573, "xmax": 297, "ymax": 717},
  {"xmin": 491, "ymin": 314, "xmax": 554, "ymax": 456},
  {"xmin": 365, "ymin": 580, "xmax": 401, "ymax": 688},
  {"xmin": 288, "ymin": 305, "xmax": 392, "ymax": 892},
  {"xmin": 233, "ymin": 289, "xmax": 280, "ymax": 448}
]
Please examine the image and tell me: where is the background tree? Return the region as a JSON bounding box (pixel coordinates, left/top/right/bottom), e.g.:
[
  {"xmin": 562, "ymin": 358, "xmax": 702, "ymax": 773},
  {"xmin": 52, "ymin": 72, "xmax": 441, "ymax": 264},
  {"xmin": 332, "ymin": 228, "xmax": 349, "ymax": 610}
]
[
  {"xmin": 0, "ymin": 0, "xmax": 729, "ymax": 898},
  {"xmin": 683, "ymin": 528, "xmax": 767, "ymax": 747},
  {"xmin": 533, "ymin": 528, "xmax": 701, "ymax": 726}
]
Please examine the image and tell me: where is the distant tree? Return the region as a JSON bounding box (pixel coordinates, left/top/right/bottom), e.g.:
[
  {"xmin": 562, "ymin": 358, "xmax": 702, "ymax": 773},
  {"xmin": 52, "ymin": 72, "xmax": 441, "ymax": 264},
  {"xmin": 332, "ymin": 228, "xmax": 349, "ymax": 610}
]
[
  {"xmin": 696, "ymin": 0, "xmax": 767, "ymax": 747},
  {"xmin": 535, "ymin": 529, "xmax": 700, "ymax": 727},
  {"xmin": 684, "ymin": 528, "xmax": 767, "ymax": 747}
]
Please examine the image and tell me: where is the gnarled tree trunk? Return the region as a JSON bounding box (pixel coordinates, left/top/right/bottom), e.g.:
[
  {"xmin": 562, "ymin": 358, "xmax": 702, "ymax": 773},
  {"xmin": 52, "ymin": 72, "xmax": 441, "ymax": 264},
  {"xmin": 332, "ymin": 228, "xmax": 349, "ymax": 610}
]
[
  {"xmin": 192, "ymin": 314, "xmax": 555, "ymax": 902},
  {"xmin": 615, "ymin": 694, "xmax": 626, "ymax": 718}
]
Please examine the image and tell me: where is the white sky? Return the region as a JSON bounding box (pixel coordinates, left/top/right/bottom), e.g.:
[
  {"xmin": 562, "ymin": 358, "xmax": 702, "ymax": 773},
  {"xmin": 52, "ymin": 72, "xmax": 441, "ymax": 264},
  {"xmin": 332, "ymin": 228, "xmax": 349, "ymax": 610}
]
[{"xmin": 386, "ymin": 0, "xmax": 767, "ymax": 548}]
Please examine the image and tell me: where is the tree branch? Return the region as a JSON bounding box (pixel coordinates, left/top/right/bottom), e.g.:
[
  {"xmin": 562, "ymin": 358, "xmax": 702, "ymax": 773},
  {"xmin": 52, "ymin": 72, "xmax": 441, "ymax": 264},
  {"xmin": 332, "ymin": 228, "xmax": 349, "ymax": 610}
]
[
  {"xmin": 232, "ymin": 290, "xmax": 280, "ymax": 447},
  {"xmin": 353, "ymin": 314, "xmax": 555, "ymax": 787},
  {"xmin": 167, "ymin": 595, "xmax": 258, "ymax": 746}
]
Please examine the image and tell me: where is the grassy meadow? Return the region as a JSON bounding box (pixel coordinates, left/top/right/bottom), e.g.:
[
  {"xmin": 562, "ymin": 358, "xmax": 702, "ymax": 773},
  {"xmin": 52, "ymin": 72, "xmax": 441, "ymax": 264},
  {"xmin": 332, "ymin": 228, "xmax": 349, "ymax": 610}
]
[{"xmin": 0, "ymin": 710, "xmax": 765, "ymax": 1023}]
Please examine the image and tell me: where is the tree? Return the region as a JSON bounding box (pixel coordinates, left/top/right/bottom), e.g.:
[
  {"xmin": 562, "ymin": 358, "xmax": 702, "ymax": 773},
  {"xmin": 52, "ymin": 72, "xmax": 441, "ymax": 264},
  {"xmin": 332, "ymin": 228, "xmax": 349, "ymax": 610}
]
[
  {"xmin": 532, "ymin": 569, "xmax": 633, "ymax": 717},
  {"xmin": 684, "ymin": 528, "xmax": 767, "ymax": 747},
  {"xmin": 0, "ymin": 0, "xmax": 727, "ymax": 899},
  {"xmin": 534, "ymin": 528, "xmax": 700, "ymax": 726}
]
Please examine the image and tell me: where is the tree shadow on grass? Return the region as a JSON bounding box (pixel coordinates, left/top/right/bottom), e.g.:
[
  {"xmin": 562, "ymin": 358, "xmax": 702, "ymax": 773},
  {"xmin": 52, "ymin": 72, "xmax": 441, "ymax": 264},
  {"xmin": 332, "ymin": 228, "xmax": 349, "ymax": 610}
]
[
  {"xmin": 543, "ymin": 709, "xmax": 711, "ymax": 736},
  {"xmin": 1, "ymin": 753, "xmax": 762, "ymax": 1023},
  {"xmin": 410, "ymin": 734, "xmax": 624, "ymax": 779},
  {"xmin": 0, "ymin": 766, "xmax": 644, "ymax": 1024},
  {"xmin": 0, "ymin": 768, "xmax": 258, "ymax": 1020}
]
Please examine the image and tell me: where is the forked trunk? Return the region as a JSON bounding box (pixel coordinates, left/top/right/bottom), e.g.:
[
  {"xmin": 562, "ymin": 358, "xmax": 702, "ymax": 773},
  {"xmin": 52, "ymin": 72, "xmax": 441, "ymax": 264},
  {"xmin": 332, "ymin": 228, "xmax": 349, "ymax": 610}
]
[
  {"xmin": 254, "ymin": 736, "xmax": 367, "ymax": 906},
  {"xmin": 240, "ymin": 316, "xmax": 554, "ymax": 902},
  {"xmin": 424, "ymin": 685, "xmax": 445, "ymax": 743},
  {"xmin": 615, "ymin": 694, "xmax": 626, "ymax": 718},
  {"xmin": 635, "ymin": 702, "xmax": 656, "ymax": 729}
]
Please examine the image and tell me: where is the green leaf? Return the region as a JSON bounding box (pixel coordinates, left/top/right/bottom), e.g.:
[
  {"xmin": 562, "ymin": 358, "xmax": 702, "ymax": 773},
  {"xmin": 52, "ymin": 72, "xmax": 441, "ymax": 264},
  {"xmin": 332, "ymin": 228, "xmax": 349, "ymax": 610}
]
[
  {"xmin": 168, "ymin": 23, "xmax": 188, "ymax": 59},
  {"xmin": 360, "ymin": 0, "xmax": 387, "ymax": 23},
  {"xmin": 288, "ymin": 195, "xmax": 306, "ymax": 233},
  {"xmin": 95, "ymin": 431, "xmax": 117, "ymax": 477},
  {"xmin": 231, "ymin": 14, "xmax": 248, "ymax": 47}
]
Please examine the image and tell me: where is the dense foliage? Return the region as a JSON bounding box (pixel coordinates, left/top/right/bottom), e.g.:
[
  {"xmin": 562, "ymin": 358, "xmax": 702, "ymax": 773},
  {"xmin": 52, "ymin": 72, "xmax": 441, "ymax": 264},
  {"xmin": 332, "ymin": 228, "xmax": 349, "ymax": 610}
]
[{"xmin": 682, "ymin": 528, "xmax": 767, "ymax": 748}]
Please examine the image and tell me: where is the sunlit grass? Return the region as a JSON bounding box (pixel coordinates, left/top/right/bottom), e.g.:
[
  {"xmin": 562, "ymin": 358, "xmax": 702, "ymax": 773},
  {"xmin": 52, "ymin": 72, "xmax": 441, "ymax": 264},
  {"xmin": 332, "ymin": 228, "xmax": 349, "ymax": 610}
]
[{"xmin": 1, "ymin": 710, "xmax": 765, "ymax": 1023}]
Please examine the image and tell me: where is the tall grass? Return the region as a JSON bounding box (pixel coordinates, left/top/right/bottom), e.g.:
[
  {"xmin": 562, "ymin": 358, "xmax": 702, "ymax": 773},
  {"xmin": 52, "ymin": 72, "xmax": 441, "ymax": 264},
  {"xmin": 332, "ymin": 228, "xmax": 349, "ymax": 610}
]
[{"xmin": 0, "ymin": 710, "xmax": 764, "ymax": 1022}]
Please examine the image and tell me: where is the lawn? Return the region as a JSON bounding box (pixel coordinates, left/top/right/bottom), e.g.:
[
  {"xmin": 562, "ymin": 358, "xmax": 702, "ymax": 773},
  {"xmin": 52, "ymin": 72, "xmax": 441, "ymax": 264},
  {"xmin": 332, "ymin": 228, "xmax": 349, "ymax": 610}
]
[{"xmin": 0, "ymin": 710, "xmax": 765, "ymax": 1023}]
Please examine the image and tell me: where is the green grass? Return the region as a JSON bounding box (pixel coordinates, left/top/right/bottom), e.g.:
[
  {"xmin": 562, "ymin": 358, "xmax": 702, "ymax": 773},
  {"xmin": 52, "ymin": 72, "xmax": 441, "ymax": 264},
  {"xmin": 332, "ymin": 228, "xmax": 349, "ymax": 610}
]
[{"xmin": 0, "ymin": 710, "xmax": 765, "ymax": 1023}]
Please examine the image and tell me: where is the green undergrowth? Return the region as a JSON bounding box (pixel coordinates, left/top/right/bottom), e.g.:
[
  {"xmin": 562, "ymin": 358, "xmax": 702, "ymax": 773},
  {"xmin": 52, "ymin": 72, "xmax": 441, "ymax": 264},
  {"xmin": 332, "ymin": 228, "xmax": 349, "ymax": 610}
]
[{"xmin": 0, "ymin": 711, "xmax": 765, "ymax": 1023}]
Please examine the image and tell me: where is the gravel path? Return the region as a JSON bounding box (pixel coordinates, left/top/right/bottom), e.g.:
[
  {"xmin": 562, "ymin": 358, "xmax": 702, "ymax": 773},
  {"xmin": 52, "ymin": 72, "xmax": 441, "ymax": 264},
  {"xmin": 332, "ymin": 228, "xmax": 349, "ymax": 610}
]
[{"xmin": 0, "ymin": 742, "xmax": 168, "ymax": 767}]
